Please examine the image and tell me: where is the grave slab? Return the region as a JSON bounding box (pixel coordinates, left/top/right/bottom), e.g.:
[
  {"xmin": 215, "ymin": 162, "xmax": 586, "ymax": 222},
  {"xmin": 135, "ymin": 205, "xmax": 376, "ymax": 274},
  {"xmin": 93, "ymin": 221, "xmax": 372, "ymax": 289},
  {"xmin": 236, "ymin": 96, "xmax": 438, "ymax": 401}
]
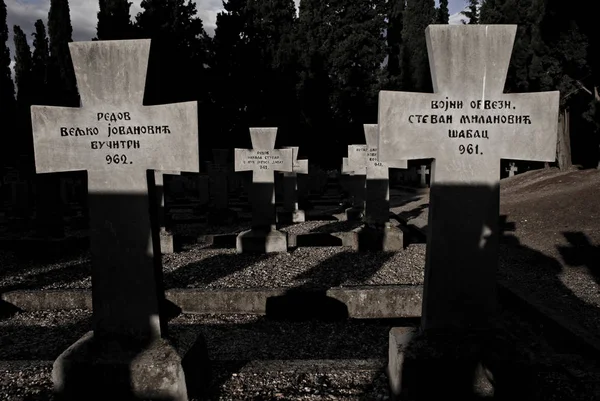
[
  {"xmin": 378, "ymin": 24, "xmax": 559, "ymax": 398},
  {"xmin": 31, "ymin": 39, "xmax": 205, "ymax": 400},
  {"xmin": 234, "ymin": 128, "xmax": 292, "ymax": 253}
]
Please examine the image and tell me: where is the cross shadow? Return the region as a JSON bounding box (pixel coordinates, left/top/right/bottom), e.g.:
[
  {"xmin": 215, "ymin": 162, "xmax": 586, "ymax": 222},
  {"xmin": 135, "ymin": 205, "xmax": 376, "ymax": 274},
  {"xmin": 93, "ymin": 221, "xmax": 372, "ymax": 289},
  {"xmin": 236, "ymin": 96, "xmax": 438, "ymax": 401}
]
[{"xmin": 557, "ymin": 231, "xmax": 600, "ymax": 286}]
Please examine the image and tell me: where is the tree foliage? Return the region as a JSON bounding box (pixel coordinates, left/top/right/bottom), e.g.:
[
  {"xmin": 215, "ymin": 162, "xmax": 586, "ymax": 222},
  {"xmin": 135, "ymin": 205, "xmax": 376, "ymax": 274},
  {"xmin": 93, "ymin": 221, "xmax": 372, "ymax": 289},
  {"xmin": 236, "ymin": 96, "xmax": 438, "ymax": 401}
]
[
  {"xmin": 96, "ymin": 0, "xmax": 136, "ymax": 40},
  {"xmin": 436, "ymin": 0, "xmax": 450, "ymax": 24},
  {"xmin": 47, "ymin": 0, "xmax": 78, "ymax": 106}
]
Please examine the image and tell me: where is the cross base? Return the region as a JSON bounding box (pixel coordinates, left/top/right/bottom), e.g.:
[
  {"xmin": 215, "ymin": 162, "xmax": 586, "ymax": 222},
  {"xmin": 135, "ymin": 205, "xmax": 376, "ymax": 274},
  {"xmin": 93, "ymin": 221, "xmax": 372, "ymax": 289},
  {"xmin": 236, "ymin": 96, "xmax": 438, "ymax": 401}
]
[
  {"xmin": 388, "ymin": 326, "xmax": 534, "ymax": 401},
  {"xmin": 277, "ymin": 209, "xmax": 306, "ymax": 224},
  {"xmin": 52, "ymin": 331, "xmax": 195, "ymax": 401},
  {"xmin": 355, "ymin": 223, "xmax": 405, "ymax": 252},
  {"xmin": 236, "ymin": 228, "xmax": 288, "ymax": 253},
  {"xmin": 159, "ymin": 228, "xmax": 177, "ymax": 254}
]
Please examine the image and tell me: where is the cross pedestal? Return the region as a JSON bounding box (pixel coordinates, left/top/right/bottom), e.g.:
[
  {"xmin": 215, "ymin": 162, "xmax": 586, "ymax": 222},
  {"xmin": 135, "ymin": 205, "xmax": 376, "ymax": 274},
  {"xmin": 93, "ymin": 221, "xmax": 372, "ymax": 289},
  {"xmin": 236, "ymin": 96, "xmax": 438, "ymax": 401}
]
[
  {"xmin": 31, "ymin": 40, "xmax": 206, "ymax": 400},
  {"xmin": 378, "ymin": 25, "xmax": 559, "ymax": 399},
  {"xmin": 279, "ymin": 146, "xmax": 309, "ymax": 223},
  {"xmin": 235, "ymin": 128, "xmax": 292, "ymax": 253}
]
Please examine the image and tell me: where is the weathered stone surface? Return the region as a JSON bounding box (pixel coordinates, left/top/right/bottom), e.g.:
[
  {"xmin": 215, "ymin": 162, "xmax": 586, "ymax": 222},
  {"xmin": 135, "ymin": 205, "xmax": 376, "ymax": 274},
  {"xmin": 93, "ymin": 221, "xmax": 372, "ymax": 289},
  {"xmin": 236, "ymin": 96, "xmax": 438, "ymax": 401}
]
[
  {"xmin": 388, "ymin": 327, "xmax": 418, "ymax": 401},
  {"xmin": 31, "ymin": 39, "xmax": 200, "ymax": 400},
  {"xmin": 378, "ymin": 25, "xmax": 559, "ymax": 331},
  {"xmin": 53, "ymin": 331, "xmax": 188, "ymax": 401}
]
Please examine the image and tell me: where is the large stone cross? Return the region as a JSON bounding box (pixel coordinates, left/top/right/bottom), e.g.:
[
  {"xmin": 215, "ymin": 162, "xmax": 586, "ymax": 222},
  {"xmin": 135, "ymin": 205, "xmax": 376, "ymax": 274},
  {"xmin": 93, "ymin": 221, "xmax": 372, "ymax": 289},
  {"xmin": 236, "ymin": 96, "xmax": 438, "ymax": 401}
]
[
  {"xmin": 378, "ymin": 25, "xmax": 559, "ymax": 330},
  {"xmin": 235, "ymin": 128, "xmax": 292, "ymax": 230},
  {"xmin": 31, "ymin": 40, "xmax": 199, "ymax": 341}
]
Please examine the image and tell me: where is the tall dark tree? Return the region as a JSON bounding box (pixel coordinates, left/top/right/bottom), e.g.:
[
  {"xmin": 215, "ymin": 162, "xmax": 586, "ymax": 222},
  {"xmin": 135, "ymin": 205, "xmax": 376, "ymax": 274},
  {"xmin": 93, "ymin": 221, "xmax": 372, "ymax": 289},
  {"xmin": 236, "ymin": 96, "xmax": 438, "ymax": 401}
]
[
  {"xmin": 401, "ymin": 0, "xmax": 436, "ymax": 92},
  {"xmin": 96, "ymin": 0, "xmax": 136, "ymax": 40},
  {"xmin": 386, "ymin": 0, "xmax": 405, "ymax": 90},
  {"xmin": 0, "ymin": 0, "xmax": 15, "ymax": 167},
  {"xmin": 479, "ymin": 0, "xmax": 505, "ymax": 23},
  {"xmin": 47, "ymin": 0, "xmax": 78, "ymax": 106},
  {"xmin": 461, "ymin": 0, "xmax": 479, "ymax": 24},
  {"xmin": 436, "ymin": 0, "xmax": 450, "ymax": 24},
  {"xmin": 12, "ymin": 25, "xmax": 34, "ymax": 164},
  {"xmin": 31, "ymin": 20, "xmax": 50, "ymax": 106}
]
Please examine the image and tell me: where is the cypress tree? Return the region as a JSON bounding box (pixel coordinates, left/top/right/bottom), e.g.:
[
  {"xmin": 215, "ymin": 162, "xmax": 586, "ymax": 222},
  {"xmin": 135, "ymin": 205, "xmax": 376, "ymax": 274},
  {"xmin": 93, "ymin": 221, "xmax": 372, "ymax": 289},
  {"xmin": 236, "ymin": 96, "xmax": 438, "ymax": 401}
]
[
  {"xmin": 96, "ymin": 0, "xmax": 136, "ymax": 40},
  {"xmin": 386, "ymin": 0, "xmax": 405, "ymax": 90},
  {"xmin": 401, "ymin": 0, "xmax": 436, "ymax": 92},
  {"xmin": 31, "ymin": 20, "xmax": 50, "ymax": 106},
  {"xmin": 13, "ymin": 25, "xmax": 34, "ymax": 163},
  {"xmin": 0, "ymin": 0, "xmax": 15, "ymax": 167},
  {"xmin": 436, "ymin": 0, "xmax": 450, "ymax": 24},
  {"xmin": 47, "ymin": 0, "xmax": 78, "ymax": 106}
]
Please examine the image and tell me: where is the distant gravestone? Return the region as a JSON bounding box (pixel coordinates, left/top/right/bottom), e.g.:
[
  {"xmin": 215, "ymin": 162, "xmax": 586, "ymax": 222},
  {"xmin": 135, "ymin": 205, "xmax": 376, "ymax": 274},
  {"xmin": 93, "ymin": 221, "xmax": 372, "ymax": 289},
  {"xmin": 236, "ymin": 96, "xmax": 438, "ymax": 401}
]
[
  {"xmin": 378, "ymin": 25, "xmax": 559, "ymax": 332},
  {"xmin": 279, "ymin": 146, "xmax": 308, "ymax": 223},
  {"xmin": 506, "ymin": 162, "xmax": 518, "ymax": 177},
  {"xmin": 154, "ymin": 170, "xmax": 180, "ymax": 254},
  {"xmin": 344, "ymin": 147, "xmax": 367, "ymax": 221},
  {"xmin": 347, "ymin": 125, "xmax": 407, "ymax": 250},
  {"xmin": 418, "ymin": 165, "xmax": 430, "ymax": 188},
  {"xmin": 31, "ymin": 40, "xmax": 200, "ymax": 400},
  {"xmin": 234, "ymin": 128, "xmax": 292, "ymax": 253}
]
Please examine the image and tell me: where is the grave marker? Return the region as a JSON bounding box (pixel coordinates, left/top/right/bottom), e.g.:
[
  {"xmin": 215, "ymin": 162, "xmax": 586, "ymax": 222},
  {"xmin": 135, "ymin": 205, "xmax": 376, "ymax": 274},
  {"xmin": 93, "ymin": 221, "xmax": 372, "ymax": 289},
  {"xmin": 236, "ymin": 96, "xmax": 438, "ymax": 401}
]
[
  {"xmin": 418, "ymin": 165, "xmax": 430, "ymax": 187},
  {"xmin": 349, "ymin": 125, "xmax": 407, "ymax": 250},
  {"xmin": 506, "ymin": 162, "xmax": 518, "ymax": 177},
  {"xmin": 234, "ymin": 128, "xmax": 292, "ymax": 252},
  {"xmin": 31, "ymin": 39, "xmax": 200, "ymax": 400},
  {"xmin": 154, "ymin": 170, "xmax": 180, "ymax": 254},
  {"xmin": 378, "ymin": 25, "xmax": 559, "ymax": 331},
  {"xmin": 280, "ymin": 146, "xmax": 308, "ymax": 223}
]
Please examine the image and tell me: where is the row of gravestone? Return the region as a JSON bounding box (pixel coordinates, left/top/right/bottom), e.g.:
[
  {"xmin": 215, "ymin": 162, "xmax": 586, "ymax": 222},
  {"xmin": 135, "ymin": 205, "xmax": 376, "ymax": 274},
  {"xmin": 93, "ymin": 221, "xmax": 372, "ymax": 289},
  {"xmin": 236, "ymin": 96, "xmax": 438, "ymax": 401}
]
[{"xmin": 24, "ymin": 24, "xmax": 559, "ymax": 399}]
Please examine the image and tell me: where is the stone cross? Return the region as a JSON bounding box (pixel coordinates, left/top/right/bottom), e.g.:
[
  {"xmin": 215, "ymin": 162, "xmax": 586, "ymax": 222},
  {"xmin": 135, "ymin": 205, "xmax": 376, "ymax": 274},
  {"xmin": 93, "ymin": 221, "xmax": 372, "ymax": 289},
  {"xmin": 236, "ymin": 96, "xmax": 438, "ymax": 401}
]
[
  {"xmin": 506, "ymin": 162, "xmax": 518, "ymax": 177},
  {"xmin": 418, "ymin": 165, "xmax": 430, "ymax": 187},
  {"xmin": 234, "ymin": 128, "xmax": 292, "ymax": 252},
  {"xmin": 378, "ymin": 25, "xmax": 559, "ymax": 331},
  {"xmin": 350, "ymin": 125, "xmax": 407, "ymax": 227},
  {"xmin": 282, "ymin": 146, "xmax": 308, "ymax": 222},
  {"xmin": 31, "ymin": 40, "xmax": 199, "ymax": 342}
]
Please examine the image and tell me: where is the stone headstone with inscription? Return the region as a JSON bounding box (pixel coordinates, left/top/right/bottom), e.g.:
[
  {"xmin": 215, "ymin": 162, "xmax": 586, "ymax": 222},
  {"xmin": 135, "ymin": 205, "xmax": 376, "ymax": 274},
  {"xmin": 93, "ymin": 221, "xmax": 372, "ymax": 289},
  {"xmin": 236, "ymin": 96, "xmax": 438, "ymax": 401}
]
[
  {"xmin": 235, "ymin": 128, "xmax": 292, "ymax": 253},
  {"xmin": 279, "ymin": 146, "xmax": 308, "ymax": 223},
  {"xmin": 31, "ymin": 40, "xmax": 202, "ymax": 400},
  {"xmin": 351, "ymin": 124, "xmax": 407, "ymax": 251},
  {"xmin": 379, "ymin": 26, "xmax": 559, "ymax": 398},
  {"xmin": 344, "ymin": 146, "xmax": 367, "ymax": 221}
]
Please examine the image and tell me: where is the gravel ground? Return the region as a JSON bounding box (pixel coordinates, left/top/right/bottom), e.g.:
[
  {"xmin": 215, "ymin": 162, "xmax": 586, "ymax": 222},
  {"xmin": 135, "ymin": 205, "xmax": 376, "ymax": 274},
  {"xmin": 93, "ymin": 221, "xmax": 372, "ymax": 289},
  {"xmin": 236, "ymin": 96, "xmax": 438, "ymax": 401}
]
[{"xmin": 2, "ymin": 307, "xmax": 600, "ymax": 400}]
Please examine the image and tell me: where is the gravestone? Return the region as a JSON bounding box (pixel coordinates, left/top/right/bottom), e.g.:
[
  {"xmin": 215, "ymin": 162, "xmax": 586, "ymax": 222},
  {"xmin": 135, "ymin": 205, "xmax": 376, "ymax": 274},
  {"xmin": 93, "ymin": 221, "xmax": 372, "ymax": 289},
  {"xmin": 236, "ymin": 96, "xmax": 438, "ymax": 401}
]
[
  {"xmin": 31, "ymin": 40, "xmax": 202, "ymax": 400},
  {"xmin": 378, "ymin": 25, "xmax": 559, "ymax": 398},
  {"xmin": 506, "ymin": 162, "xmax": 518, "ymax": 177},
  {"xmin": 234, "ymin": 128, "xmax": 292, "ymax": 253},
  {"xmin": 344, "ymin": 146, "xmax": 368, "ymax": 221},
  {"xmin": 279, "ymin": 146, "xmax": 308, "ymax": 223},
  {"xmin": 351, "ymin": 124, "xmax": 407, "ymax": 251},
  {"xmin": 418, "ymin": 165, "xmax": 430, "ymax": 187},
  {"xmin": 154, "ymin": 170, "xmax": 180, "ymax": 254}
]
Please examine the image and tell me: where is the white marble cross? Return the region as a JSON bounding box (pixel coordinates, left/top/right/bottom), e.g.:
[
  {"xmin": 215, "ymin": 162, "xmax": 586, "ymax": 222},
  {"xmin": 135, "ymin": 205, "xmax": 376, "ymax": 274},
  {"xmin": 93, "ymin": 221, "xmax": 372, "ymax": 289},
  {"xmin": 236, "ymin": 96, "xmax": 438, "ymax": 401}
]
[
  {"xmin": 31, "ymin": 40, "xmax": 199, "ymax": 341},
  {"xmin": 377, "ymin": 25, "xmax": 559, "ymax": 331},
  {"xmin": 418, "ymin": 165, "xmax": 430, "ymax": 187}
]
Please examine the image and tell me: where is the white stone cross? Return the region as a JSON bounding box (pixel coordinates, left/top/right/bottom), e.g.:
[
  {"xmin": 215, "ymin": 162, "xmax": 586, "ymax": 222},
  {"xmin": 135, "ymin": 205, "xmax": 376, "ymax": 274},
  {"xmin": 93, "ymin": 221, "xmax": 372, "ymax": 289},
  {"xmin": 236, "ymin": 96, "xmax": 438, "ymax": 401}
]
[
  {"xmin": 235, "ymin": 128, "xmax": 292, "ymax": 229},
  {"xmin": 378, "ymin": 25, "xmax": 559, "ymax": 331},
  {"xmin": 418, "ymin": 165, "xmax": 430, "ymax": 187},
  {"xmin": 31, "ymin": 40, "xmax": 199, "ymax": 341},
  {"xmin": 506, "ymin": 162, "xmax": 518, "ymax": 177}
]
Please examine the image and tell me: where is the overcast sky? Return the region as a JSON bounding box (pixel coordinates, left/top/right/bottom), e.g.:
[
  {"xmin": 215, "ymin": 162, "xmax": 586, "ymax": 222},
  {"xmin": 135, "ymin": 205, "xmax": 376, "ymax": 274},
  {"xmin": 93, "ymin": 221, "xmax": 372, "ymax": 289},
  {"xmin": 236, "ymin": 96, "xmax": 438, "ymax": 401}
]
[{"xmin": 5, "ymin": 0, "xmax": 468, "ymax": 73}]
